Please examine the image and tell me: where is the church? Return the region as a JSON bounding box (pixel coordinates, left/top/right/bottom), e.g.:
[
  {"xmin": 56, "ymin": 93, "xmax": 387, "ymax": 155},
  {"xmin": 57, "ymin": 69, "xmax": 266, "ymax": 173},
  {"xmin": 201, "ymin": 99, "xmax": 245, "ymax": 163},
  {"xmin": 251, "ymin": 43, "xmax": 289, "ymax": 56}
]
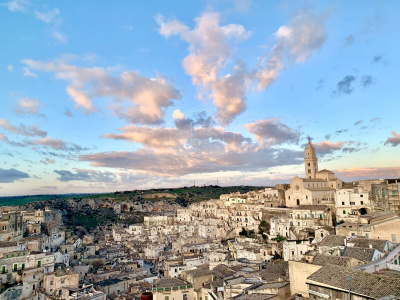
[{"xmin": 285, "ymin": 141, "xmax": 342, "ymax": 207}]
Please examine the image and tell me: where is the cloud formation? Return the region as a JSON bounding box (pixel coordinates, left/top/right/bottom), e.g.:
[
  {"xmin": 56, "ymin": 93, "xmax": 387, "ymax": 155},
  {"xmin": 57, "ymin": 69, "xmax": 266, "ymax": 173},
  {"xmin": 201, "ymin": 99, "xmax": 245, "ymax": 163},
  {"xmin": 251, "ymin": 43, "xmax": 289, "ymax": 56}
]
[
  {"xmin": 0, "ymin": 168, "xmax": 29, "ymax": 183},
  {"xmin": 312, "ymin": 140, "xmax": 344, "ymax": 155},
  {"xmin": 54, "ymin": 169, "xmax": 116, "ymax": 182},
  {"xmin": 34, "ymin": 8, "xmax": 59, "ymax": 23},
  {"xmin": 23, "ymin": 59, "xmax": 181, "ymax": 124},
  {"xmin": 30, "ymin": 136, "xmax": 66, "ymax": 150},
  {"xmin": 337, "ymin": 166, "xmax": 400, "ymax": 181},
  {"xmin": 156, "ymin": 12, "xmax": 251, "ymax": 122},
  {"xmin": 361, "ymin": 75, "xmax": 374, "ymax": 88},
  {"xmin": 245, "ymin": 118, "xmax": 300, "ymax": 147},
  {"xmin": 1, "ymin": 0, "xmax": 29, "ymax": 12},
  {"xmin": 0, "ymin": 119, "xmax": 46, "ymax": 137},
  {"xmin": 257, "ymin": 10, "xmax": 327, "ymax": 89},
  {"xmin": 80, "ymin": 147, "xmax": 302, "ymax": 177},
  {"xmin": 332, "ymin": 75, "xmax": 356, "ymax": 96},
  {"xmin": 22, "ymin": 67, "xmax": 37, "ymax": 77},
  {"xmin": 384, "ymin": 131, "xmax": 400, "ymax": 147},
  {"xmin": 14, "ymin": 98, "xmax": 42, "ymax": 115}
]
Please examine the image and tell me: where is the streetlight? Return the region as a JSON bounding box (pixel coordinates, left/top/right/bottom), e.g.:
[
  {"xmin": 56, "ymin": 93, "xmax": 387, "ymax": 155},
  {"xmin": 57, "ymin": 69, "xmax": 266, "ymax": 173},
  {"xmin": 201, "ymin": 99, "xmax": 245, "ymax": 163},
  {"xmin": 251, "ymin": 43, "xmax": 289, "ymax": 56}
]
[{"xmin": 348, "ymin": 277, "xmax": 352, "ymax": 300}]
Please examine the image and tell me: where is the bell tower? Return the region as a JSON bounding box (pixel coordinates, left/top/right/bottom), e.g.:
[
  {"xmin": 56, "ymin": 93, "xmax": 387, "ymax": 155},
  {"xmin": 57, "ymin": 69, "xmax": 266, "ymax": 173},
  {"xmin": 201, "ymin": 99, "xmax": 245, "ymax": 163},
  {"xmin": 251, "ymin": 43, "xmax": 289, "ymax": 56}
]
[{"xmin": 304, "ymin": 140, "xmax": 318, "ymax": 179}]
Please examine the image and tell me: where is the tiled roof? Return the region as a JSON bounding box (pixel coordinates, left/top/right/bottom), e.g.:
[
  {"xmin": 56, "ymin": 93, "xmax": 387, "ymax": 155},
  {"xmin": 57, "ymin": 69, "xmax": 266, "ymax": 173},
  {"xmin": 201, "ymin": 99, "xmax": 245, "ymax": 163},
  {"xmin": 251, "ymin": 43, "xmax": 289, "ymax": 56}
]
[
  {"xmin": 312, "ymin": 254, "xmax": 352, "ymax": 267},
  {"xmin": 263, "ymin": 261, "xmax": 288, "ymax": 276},
  {"xmin": 212, "ymin": 264, "xmax": 236, "ymax": 278},
  {"xmin": 155, "ymin": 278, "xmax": 189, "ymax": 288},
  {"xmin": 342, "ymin": 247, "xmax": 374, "ymax": 262},
  {"xmin": 348, "ymin": 238, "xmax": 388, "ymax": 252},
  {"xmin": 307, "ymin": 265, "xmax": 400, "ymax": 299},
  {"xmin": 319, "ymin": 235, "xmax": 347, "ymax": 247},
  {"xmin": 317, "ymin": 169, "xmax": 334, "ymax": 173},
  {"xmin": 184, "ymin": 268, "xmax": 213, "ymax": 278}
]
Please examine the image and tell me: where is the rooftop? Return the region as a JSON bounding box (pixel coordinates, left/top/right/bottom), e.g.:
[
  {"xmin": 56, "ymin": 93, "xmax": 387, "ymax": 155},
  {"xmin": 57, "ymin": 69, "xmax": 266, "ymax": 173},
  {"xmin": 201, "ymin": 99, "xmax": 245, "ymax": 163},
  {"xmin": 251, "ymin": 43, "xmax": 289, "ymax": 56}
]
[
  {"xmin": 319, "ymin": 235, "xmax": 347, "ymax": 247},
  {"xmin": 307, "ymin": 265, "xmax": 400, "ymax": 299},
  {"xmin": 154, "ymin": 278, "xmax": 190, "ymax": 288},
  {"xmin": 312, "ymin": 254, "xmax": 353, "ymax": 267},
  {"xmin": 342, "ymin": 246, "xmax": 375, "ymax": 262}
]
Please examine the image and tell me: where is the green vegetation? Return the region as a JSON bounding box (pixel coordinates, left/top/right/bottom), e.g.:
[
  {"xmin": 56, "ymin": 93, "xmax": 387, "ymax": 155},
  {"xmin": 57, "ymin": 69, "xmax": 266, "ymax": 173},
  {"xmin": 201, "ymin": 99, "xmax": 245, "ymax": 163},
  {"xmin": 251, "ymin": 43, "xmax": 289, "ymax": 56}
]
[
  {"xmin": 239, "ymin": 227, "xmax": 256, "ymax": 238},
  {"xmin": 271, "ymin": 235, "xmax": 286, "ymax": 242},
  {"xmin": 0, "ymin": 185, "xmax": 266, "ymax": 207},
  {"xmin": 65, "ymin": 208, "xmax": 118, "ymax": 230},
  {"xmin": 258, "ymin": 220, "xmax": 270, "ymax": 240}
]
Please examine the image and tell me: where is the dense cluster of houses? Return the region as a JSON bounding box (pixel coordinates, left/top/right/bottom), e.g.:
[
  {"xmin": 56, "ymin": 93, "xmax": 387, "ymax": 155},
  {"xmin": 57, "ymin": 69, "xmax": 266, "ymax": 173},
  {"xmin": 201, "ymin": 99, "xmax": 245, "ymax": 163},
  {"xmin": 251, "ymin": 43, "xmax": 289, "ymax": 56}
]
[{"xmin": 1, "ymin": 142, "xmax": 400, "ymax": 299}]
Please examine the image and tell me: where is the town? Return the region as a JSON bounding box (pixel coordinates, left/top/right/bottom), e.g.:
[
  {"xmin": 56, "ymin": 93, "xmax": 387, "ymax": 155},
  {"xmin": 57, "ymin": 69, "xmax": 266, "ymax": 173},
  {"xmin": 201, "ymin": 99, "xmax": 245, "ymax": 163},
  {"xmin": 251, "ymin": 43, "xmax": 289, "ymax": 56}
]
[{"xmin": 0, "ymin": 142, "xmax": 399, "ymax": 300}]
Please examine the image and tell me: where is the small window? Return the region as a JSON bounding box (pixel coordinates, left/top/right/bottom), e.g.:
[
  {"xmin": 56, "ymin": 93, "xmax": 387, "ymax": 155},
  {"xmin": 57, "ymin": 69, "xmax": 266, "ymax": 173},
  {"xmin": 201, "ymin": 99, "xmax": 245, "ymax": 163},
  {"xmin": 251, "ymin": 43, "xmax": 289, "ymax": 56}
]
[{"xmin": 343, "ymin": 210, "xmax": 346, "ymax": 214}]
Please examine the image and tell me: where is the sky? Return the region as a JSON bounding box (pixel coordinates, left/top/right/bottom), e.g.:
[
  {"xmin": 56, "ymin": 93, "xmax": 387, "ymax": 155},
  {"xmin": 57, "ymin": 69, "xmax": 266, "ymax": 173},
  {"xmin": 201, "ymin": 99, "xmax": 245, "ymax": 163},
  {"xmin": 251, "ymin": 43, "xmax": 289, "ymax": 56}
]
[{"xmin": 1, "ymin": 0, "xmax": 400, "ymax": 196}]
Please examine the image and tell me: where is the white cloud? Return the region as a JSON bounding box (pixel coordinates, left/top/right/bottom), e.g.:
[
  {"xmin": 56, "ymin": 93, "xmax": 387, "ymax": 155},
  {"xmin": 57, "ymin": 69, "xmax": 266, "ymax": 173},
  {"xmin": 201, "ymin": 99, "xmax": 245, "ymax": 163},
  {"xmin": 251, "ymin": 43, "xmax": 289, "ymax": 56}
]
[
  {"xmin": 2, "ymin": 0, "xmax": 29, "ymax": 12},
  {"xmin": 172, "ymin": 109, "xmax": 185, "ymax": 120},
  {"xmin": 34, "ymin": 8, "xmax": 59, "ymax": 23},
  {"xmin": 14, "ymin": 97, "xmax": 42, "ymax": 114},
  {"xmin": 51, "ymin": 30, "xmax": 67, "ymax": 43},
  {"xmin": 257, "ymin": 10, "xmax": 327, "ymax": 89},
  {"xmin": 7, "ymin": 65, "xmax": 13, "ymax": 72},
  {"xmin": 23, "ymin": 59, "xmax": 181, "ymax": 124},
  {"xmin": 156, "ymin": 12, "xmax": 251, "ymax": 122},
  {"xmin": 22, "ymin": 67, "xmax": 37, "ymax": 77}
]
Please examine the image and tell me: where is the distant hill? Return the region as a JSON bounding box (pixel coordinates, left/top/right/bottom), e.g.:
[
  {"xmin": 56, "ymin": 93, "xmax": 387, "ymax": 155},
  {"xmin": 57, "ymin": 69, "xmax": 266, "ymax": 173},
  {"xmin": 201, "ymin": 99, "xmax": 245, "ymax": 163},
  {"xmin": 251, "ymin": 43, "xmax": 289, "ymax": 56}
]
[{"xmin": 0, "ymin": 185, "xmax": 267, "ymax": 207}]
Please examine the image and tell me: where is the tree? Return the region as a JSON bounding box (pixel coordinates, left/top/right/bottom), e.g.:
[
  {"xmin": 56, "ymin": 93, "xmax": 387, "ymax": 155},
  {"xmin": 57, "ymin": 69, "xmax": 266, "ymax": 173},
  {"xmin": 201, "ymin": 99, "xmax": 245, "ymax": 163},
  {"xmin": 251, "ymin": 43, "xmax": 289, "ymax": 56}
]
[{"xmin": 239, "ymin": 227, "xmax": 248, "ymax": 236}]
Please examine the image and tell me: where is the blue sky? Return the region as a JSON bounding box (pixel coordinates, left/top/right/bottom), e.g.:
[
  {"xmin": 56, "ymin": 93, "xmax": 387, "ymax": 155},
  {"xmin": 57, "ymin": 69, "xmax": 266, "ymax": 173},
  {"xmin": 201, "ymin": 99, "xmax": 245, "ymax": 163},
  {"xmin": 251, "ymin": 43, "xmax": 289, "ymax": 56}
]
[{"xmin": 1, "ymin": 0, "xmax": 399, "ymax": 196}]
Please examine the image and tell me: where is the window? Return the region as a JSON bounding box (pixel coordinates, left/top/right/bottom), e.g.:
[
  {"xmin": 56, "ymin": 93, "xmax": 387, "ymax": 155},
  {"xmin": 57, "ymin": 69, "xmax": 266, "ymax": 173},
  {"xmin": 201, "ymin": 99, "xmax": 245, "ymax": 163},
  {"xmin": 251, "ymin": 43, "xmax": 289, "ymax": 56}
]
[
  {"xmin": 37, "ymin": 261, "xmax": 41, "ymax": 268},
  {"xmin": 350, "ymin": 202, "xmax": 355, "ymax": 205},
  {"xmin": 2, "ymin": 226, "xmax": 6, "ymax": 230},
  {"xmin": 308, "ymin": 163, "xmax": 310, "ymax": 166},
  {"xmin": 360, "ymin": 201, "xmax": 364, "ymax": 205},
  {"xmin": 342, "ymin": 202, "xmax": 345, "ymax": 205},
  {"xmin": 343, "ymin": 210, "xmax": 346, "ymax": 215},
  {"xmin": 360, "ymin": 195, "xmax": 363, "ymax": 197}
]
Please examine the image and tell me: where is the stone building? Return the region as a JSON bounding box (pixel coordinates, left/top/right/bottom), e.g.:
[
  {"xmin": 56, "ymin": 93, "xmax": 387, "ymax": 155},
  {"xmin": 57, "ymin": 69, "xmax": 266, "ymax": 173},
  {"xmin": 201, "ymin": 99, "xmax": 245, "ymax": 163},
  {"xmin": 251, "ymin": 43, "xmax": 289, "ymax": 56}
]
[
  {"xmin": 285, "ymin": 141, "xmax": 342, "ymax": 209},
  {"xmin": 335, "ymin": 189, "xmax": 372, "ymax": 223}
]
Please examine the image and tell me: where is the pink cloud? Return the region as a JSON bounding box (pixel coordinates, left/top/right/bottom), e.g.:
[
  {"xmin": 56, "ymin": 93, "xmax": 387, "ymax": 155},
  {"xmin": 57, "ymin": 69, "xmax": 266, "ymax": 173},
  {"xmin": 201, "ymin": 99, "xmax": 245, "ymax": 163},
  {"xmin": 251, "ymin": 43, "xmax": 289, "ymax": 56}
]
[{"xmin": 384, "ymin": 131, "xmax": 400, "ymax": 147}]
